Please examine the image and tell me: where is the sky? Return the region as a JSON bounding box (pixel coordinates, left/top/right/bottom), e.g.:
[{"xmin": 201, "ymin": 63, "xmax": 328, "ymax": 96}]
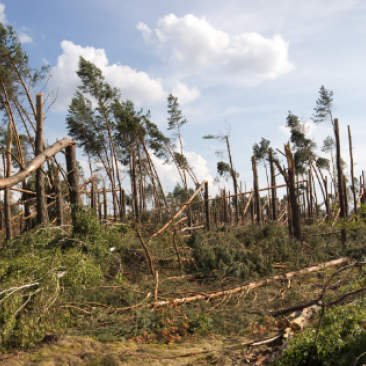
[{"xmin": 2, "ymin": 0, "xmax": 366, "ymax": 196}]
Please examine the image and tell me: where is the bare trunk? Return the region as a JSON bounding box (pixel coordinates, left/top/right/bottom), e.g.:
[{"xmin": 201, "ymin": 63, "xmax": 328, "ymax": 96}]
[
  {"xmin": 35, "ymin": 94, "xmax": 48, "ymax": 225},
  {"xmin": 55, "ymin": 167, "xmax": 63, "ymax": 226},
  {"xmin": 334, "ymin": 119, "xmax": 347, "ymax": 245},
  {"xmin": 252, "ymin": 156, "xmax": 261, "ymax": 224},
  {"xmin": 65, "ymin": 142, "xmax": 80, "ymax": 228},
  {"xmin": 348, "ymin": 126, "xmax": 357, "ymax": 213}
]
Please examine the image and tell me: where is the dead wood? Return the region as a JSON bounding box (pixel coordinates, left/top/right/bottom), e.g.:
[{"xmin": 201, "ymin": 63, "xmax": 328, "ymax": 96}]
[
  {"xmin": 116, "ymin": 257, "xmax": 347, "ymax": 312},
  {"xmin": 151, "ymin": 180, "xmax": 207, "ymax": 239},
  {"xmin": 0, "ymin": 138, "xmax": 71, "ymax": 190}
]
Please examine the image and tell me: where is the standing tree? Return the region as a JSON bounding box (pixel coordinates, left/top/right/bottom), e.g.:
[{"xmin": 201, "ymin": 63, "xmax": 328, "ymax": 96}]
[{"xmin": 312, "ymin": 86, "xmax": 347, "ymax": 243}]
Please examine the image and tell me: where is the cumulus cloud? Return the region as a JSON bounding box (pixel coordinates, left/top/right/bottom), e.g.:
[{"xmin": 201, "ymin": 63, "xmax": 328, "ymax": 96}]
[
  {"xmin": 0, "ymin": 2, "xmax": 6, "ymax": 23},
  {"xmin": 172, "ymin": 82, "xmax": 200, "ymax": 104},
  {"xmin": 48, "ymin": 40, "xmax": 166, "ymax": 112},
  {"xmin": 136, "ymin": 22, "xmax": 153, "ymax": 43},
  {"xmin": 151, "ymin": 148, "xmax": 214, "ymax": 191},
  {"xmin": 138, "ymin": 14, "xmax": 294, "ymax": 83},
  {"xmin": 18, "ymin": 31, "xmax": 33, "ymax": 44}
]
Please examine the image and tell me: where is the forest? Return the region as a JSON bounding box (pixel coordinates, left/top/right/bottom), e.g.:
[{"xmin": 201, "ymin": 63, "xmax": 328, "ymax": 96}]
[{"xmin": 1, "ymin": 22, "xmax": 366, "ymax": 366}]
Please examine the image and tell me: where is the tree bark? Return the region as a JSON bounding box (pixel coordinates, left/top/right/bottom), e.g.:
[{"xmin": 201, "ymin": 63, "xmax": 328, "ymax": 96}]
[
  {"xmin": 103, "ymin": 187, "xmax": 107, "ymax": 223},
  {"xmin": 35, "ymin": 94, "xmax": 48, "ymax": 225},
  {"xmin": 55, "ymin": 167, "xmax": 63, "ymax": 226},
  {"xmin": 285, "ymin": 143, "xmax": 302, "ymax": 240},
  {"xmin": 308, "ymin": 169, "xmax": 313, "ymax": 224},
  {"xmin": 334, "ymin": 119, "xmax": 347, "ymax": 245},
  {"xmin": 204, "ymin": 181, "xmax": 210, "ymax": 231},
  {"xmin": 132, "ymin": 148, "xmax": 139, "ymax": 222},
  {"xmin": 65, "ymin": 142, "xmax": 80, "ymax": 227},
  {"xmin": 348, "ymin": 125, "xmax": 357, "ymax": 213},
  {"xmin": 120, "ymin": 187, "xmax": 126, "ymax": 220},
  {"xmin": 252, "ymin": 156, "xmax": 261, "ymax": 224},
  {"xmin": 269, "ymin": 148, "xmax": 277, "ymax": 220}
]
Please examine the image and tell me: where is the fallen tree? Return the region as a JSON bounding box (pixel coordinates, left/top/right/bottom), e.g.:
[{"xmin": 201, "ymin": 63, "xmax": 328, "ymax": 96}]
[
  {"xmin": 116, "ymin": 257, "xmax": 348, "ymax": 312},
  {"xmin": 0, "ymin": 138, "xmax": 71, "ymax": 190}
]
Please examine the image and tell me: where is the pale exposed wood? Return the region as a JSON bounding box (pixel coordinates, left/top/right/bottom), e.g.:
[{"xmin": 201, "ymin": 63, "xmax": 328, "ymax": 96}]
[
  {"xmin": 151, "ymin": 180, "xmax": 207, "ymax": 239},
  {"xmin": 0, "ymin": 138, "xmax": 71, "ymax": 190},
  {"xmin": 116, "ymin": 257, "xmax": 347, "ymax": 311}
]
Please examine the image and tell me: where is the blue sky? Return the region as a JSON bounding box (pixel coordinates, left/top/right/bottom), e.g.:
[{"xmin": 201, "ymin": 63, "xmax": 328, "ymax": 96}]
[{"xmin": 2, "ymin": 0, "xmax": 366, "ymax": 194}]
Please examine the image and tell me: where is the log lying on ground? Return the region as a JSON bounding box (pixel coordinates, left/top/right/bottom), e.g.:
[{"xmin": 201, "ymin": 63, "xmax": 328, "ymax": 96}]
[
  {"xmin": 116, "ymin": 257, "xmax": 348, "ymax": 312},
  {"xmin": 0, "ymin": 138, "xmax": 71, "ymax": 190}
]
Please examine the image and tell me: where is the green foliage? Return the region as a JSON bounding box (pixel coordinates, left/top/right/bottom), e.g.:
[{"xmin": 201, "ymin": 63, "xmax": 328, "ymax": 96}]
[
  {"xmin": 252, "ymin": 137, "xmax": 271, "ymax": 165},
  {"xmin": 167, "ymin": 94, "xmax": 187, "ymax": 132},
  {"xmin": 188, "ymin": 224, "xmax": 305, "ymax": 280},
  {"xmin": 276, "ymin": 300, "xmax": 366, "ymax": 366},
  {"xmin": 312, "ymin": 85, "xmax": 334, "ymax": 125}
]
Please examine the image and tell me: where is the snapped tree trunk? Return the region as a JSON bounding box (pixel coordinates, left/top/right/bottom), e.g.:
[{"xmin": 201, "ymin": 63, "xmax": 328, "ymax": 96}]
[
  {"xmin": 252, "ymin": 156, "xmax": 261, "ymax": 224},
  {"xmin": 334, "ymin": 118, "xmax": 347, "ymax": 245},
  {"xmin": 204, "ymin": 181, "xmax": 210, "ymax": 231},
  {"xmin": 35, "ymin": 93, "xmax": 48, "ymax": 225},
  {"xmin": 91, "ymin": 176, "xmax": 97, "ymax": 217},
  {"xmin": 132, "ymin": 148, "xmax": 139, "ymax": 222},
  {"xmin": 348, "ymin": 125, "xmax": 357, "ymax": 213},
  {"xmin": 285, "ymin": 143, "xmax": 302, "ymax": 241},
  {"xmin": 55, "ymin": 167, "xmax": 63, "ymax": 226},
  {"xmin": 65, "ymin": 142, "xmax": 80, "ymax": 228},
  {"xmin": 269, "ymin": 148, "xmax": 277, "ymax": 220}
]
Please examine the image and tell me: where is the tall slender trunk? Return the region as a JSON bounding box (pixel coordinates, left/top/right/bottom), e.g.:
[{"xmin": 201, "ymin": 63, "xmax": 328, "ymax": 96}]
[
  {"xmin": 348, "ymin": 126, "xmax": 357, "ymax": 213},
  {"xmin": 35, "ymin": 94, "xmax": 48, "ymax": 225},
  {"xmin": 132, "ymin": 148, "xmax": 139, "ymax": 222},
  {"xmin": 285, "ymin": 144, "xmax": 302, "ymax": 240},
  {"xmin": 226, "ymin": 137, "xmax": 239, "ymax": 224},
  {"xmin": 269, "ymin": 148, "xmax": 277, "ymax": 220},
  {"xmin": 334, "ymin": 119, "xmax": 347, "ymax": 245},
  {"xmin": 252, "ymin": 156, "xmax": 261, "ymax": 224}
]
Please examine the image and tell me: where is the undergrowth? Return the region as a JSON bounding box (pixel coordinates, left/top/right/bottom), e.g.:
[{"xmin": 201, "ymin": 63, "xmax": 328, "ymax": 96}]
[
  {"xmin": 276, "ymin": 299, "xmax": 366, "ymax": 366},
  {"xmin": 1, "ymin": 212, "xmax": 366, "ymax": 359}
]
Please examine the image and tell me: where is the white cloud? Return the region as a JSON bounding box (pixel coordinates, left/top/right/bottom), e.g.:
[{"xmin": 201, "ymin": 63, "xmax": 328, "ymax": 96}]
[
  {"xmin": 278, "ymin": 124, "xmax": 291, "ymax": 138},
  {"xmin": 0, "ymin": 2, "xmax": 6, "ymax": 23},
  {"xmin": 172, "ymin": 82, "xmax": 200, "ymax": 104},
  {"xmin": 151, "ymin": 148, "xmax": 214, "ymax": 191},
  {"xmin": 49, "ymin": 40, "xmax": 166, "ymax": 112},
  {"xmin": 18, "ymin": 31, "xmax": 33, "ymax": 44},
  {"xmin": 139, "ymin": 14, "xmax": 294, "ymax": 83},
  {"xmin": 137, "ymin": 22, "xmax": 153, "ymax": 43}
]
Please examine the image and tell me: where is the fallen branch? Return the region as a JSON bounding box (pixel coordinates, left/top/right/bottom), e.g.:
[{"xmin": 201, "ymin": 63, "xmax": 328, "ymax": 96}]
[
  {"xmin": 116, "ymin": 257, "xmax": 347, "ymax": 312},
  {"xmin": 151, "ymin": 180, "xmax": 207, "ymax": 239},
  {"xmin": 0, "ymin": 138, "xmax": 71, "ymax": 190}
]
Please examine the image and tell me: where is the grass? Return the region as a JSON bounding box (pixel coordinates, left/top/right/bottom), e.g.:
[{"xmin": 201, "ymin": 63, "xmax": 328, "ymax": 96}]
[{"xmin": 1, "ymin": 210, "xmax": 366, "ymax": 364}]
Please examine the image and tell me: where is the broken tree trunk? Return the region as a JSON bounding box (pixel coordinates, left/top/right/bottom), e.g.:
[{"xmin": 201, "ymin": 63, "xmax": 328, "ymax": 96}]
[
  {"xmin": 35, "ymin": 93, "xmax": 48, "ymax": 225},
  {"xmin": 116, "ymin": 257, "xmax": 348, "ymax": 312},
  {"xmin": 252, "ymin": 155, "xmax": 261, "ymax": 224},
  {"xmin": 308, "ymin": 169, "xmax": 313, "ymax": 225},
  {"xmin": 204, "ymin": 181, "xmax": 210, "ymax": 231},
  {"xmin": 348, "ymin": 125, "xmax": 357, "ymax": 213},
  {"xmin": 55, "ymin": 167, "xmax": 63, "ymax": 226},
  {"xmin": 151, "ymin": 180, "xmax": 207, "ymax": 239},
  {"xmin": 120, "ymin": 187, "xmax": 126, "ymax": 221},
  {"xmin": 4, "ymin": 132, "xmax": 12, "ymax": 239},
  {"xmin": 269, "ymin": 148, "xmax": 277, "ymax": 221},
  {"xmin": 65, "ymin": 141, "xmax": 80, "ymax": 228},
  {"xmin": 132, "ymin": 148, "xmax": 139, "ymax": 222},
  {"xmin": 334, "ymin": 119, "xmax": 347, "ymax": 245},
  {"xmin": 285, "ymin": 143, "xmax": 302, "ymax": 241},
  {"xmin": 91, "ymin": 176, "xmax": 97, "ymax": 217}
]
